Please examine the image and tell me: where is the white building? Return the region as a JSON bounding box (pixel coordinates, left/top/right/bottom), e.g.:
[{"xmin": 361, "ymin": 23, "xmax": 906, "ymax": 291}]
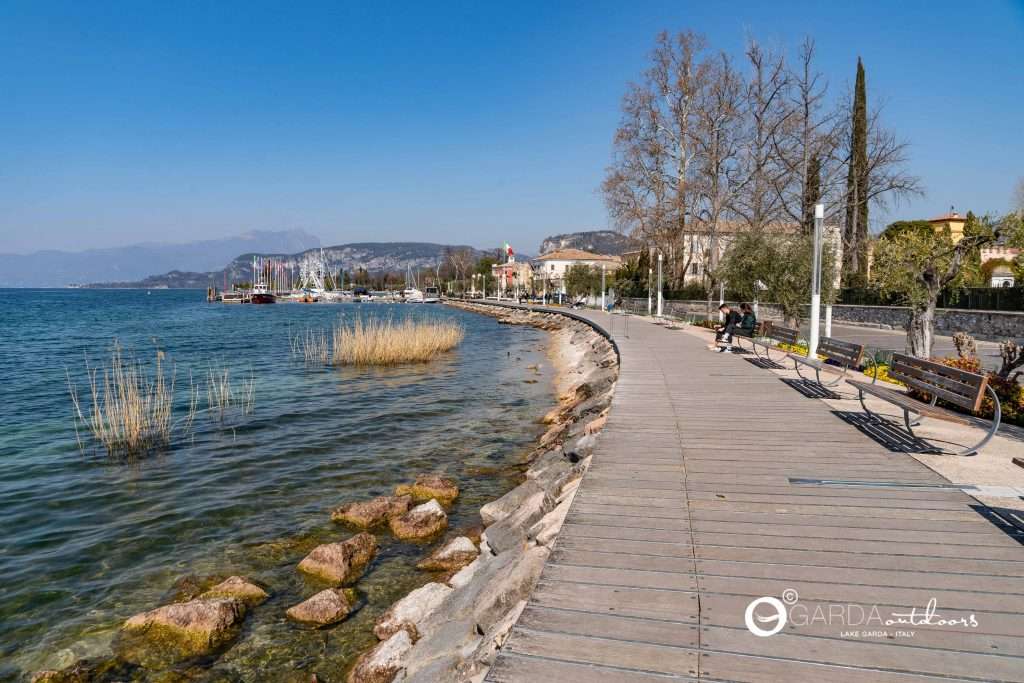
[{"xmin": 534, "ymin": 249, "xmax": 622, "ymax": 295}]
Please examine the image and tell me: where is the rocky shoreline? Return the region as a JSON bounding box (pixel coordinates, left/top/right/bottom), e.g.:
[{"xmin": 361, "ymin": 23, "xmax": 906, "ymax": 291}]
[
  {"xmin": 31, "ymin": 303, "xmax": 618, "ymax": 683},
  {"xmin": 345, "ymin": 302, "xmax": 618, "ymax": 683}
]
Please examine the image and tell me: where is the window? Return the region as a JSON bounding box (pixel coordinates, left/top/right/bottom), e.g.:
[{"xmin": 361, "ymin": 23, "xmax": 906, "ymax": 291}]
[
  {"xmin": 550, "ymin": 264, "xmax": 555, "ymax": 271},
  {"xmin": 690, "ymin": 263, "xmax": 701, "ymax": 275}
]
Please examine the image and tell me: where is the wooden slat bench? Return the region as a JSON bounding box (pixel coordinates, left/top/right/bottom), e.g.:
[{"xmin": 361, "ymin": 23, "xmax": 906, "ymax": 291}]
[
  {"xmin": 746, "ymin": 324, "xmax": 799, "ymax": 362},
  {"xmin": 788, "ymin": 337, "xmax": 866, "ymax": 388},
  {"xmin": 847, "ymin": 353, "xmax": 1001, "ymax": 455}
]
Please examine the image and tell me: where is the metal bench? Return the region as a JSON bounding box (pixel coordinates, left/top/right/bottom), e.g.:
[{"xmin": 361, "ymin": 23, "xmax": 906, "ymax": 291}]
[
  {"xmin": 788, "ymin": 337, "xmax": 866, "ymax": 388},
  {"xmin": 847, "ymin": 353, "xmax": 1001, "ymax": 456},
  {"xmin": 728, "ymin": 320, "xmax": 772, "ymax": 352},
  {"xmin": 747, "ymin": 324, "xmax": 799, "ymax": 362}
]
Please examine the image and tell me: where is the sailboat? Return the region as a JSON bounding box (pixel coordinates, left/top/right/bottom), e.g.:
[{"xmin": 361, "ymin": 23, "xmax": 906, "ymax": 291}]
[
  {"xmin": 403, "ymin": 265, "xmax": 424, "ymax": 303},
  {"xmin": 251, "ymin": 256, "xmax": 276, "ymax": 304}
]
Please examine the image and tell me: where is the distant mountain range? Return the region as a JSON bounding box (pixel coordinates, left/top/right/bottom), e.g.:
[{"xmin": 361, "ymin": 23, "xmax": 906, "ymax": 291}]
[
  {"xmin": 0, "ymin": 229, "xmax": 321, "ymax": 288},
  {"xmin": 3, "ymin": 228, "xmax": 634, "ymax": 289},
  {"xmin": 84, "ymin": 242, "xmax": 488, "ymax": 289},
  {"xmin": 538, "ymin": 230, "xmax": 638, "ymax": 257}
]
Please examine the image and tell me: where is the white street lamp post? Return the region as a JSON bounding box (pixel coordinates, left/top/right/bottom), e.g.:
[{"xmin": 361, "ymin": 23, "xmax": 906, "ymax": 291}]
[
  {"xmin": 656, "ymin": 253, "xmax": 664, "ymax": 317},
  {"xmin": 647, "ymin": 267, "xmax": 653, "ymax": 316},
  {"xmin": 601, "ymin": 264, "xmax": 607, "ymax": 313},
  {"xmin": 809, "ymin": 203, "xmax": 825, "ymax": 357}
]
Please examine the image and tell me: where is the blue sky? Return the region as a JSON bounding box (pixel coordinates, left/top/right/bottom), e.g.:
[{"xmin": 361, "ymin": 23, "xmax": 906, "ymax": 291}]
[{"xmin": 1, "ymin": 1, "xmax": 1022, "ymax": 254}]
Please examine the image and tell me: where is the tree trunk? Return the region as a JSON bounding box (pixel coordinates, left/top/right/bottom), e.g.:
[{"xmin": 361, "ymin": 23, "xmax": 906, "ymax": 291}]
[{"xmin": 906, "ymin": 302, "xmax": 935, "ymax": 359}]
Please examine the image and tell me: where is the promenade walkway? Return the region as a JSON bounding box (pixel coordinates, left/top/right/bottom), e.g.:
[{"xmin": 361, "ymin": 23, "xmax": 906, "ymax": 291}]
[{"xmin": 487, "ymin": 312, "xmax": 1024, "ymax": 682}]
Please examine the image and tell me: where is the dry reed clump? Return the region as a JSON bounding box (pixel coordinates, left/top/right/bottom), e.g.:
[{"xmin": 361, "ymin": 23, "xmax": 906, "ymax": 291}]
[
  {"xmin": 67, "ymin": 344, "xmax": 198, "ymax": 457},
  {"xmin": 205, "ymin": 363, "xmax": 256, "ymax": 420},
  {"xmin": 331, "ymin": 317, "xmax": 464, "ymax": 366},
  {"xmin": 291, "ymin": 327, "xmax": 330, "ymax": 365}
]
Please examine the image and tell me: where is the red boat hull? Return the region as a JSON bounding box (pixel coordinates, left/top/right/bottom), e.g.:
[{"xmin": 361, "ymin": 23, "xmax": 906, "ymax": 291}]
[{"xmin": 251, "ymin": 293, "xmax": 276, "ymax": 304}]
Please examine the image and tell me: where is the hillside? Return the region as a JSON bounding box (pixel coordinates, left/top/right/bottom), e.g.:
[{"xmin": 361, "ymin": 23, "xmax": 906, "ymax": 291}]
[
  {"xmin": 1, "ymin": 229, "xmax": 320, "ymax": 288},
  {"xmin": 84, "ymin": 242, "xmax": 485, "ymax": 288},
  {"xmin": 538, "ymin": 230, "xmax": 639, "ymax": 256}
]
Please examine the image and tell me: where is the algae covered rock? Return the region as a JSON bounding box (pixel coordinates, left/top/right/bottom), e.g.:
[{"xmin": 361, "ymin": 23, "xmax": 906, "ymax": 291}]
[
  {"xmin": 389, "ymin": 500, "xmax": 448, "ymax": 541},
  {"xmin": 117, "ymin": 598, "xmax": 246, "ymax": 667},
  {"xmin": 297, "ymin": 532, "xmax": 378, "ymax": 585},
  {"xmin": 415, "ymin": 536, "xmax": 478, "ymax": 572},
  {"xmin": 394, "ymin": 474, "xmax": 459, "ymax": 505},
  {"xmin": 331, "ymin": 495, "xmax": 412, "ymax": 529},
  {"xmin": 285, "ymin": 588, "xmax": 357, "ymax": 626},
  {"xmin": 347, "ymin": 630, "xmax": 413, "ymax": 683},
  {"xmin": 199, "ymin": 576, "xmax": 269, "ymax": 607}
]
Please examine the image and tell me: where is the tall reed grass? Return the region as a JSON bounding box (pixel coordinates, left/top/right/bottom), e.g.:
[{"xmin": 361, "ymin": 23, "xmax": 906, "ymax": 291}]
[
  {"xmin": 331, "ymin": 316, "xmax": 464, "ymax": 366},
  {"xmin": 67, "ymin": 344, "xmax": 197, "ymax": 456},
  {"xmin": 205, "ymin": 363, "xmax": 257, "ymax": 420},
  {"xmin": 291, "ymin": 328, "xmax": 330, "ymax": 365}
]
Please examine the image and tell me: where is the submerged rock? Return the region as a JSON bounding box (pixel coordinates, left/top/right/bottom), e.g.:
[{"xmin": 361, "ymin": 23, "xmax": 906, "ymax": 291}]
[
  {"xmin": 331, "ymin": 495, "xmax": 412, "ymax": 529},
  {"xmin": 285, "ymin": 588, "xmax": 356, "ymax": 626},
  {"xmin": 297, "ymin": 532, "xmax": 378, "ymax": 585},
  {"xmin": 373, "ymin": 582, "xmax": 452, "ymax": 641},
  {"xmin": 394, "ymin": 474, "xmax": 459, "ymax": 505},
  {"xmin": 389, "ymin": 500, "xmax": 448, "ymax": 540},
  {"xmin": 415, "ymin": 536, "xmax": 478, "ymax": 572},
  {"xmin": 347, "ymin": 630, "xmax": 412, "ymax": 683},
  {"xmin": 117, "ymin": 598, "xmax": 246, "ymax": 667},
  {"xmin": 31, "ymin": 658, "xmax": 138, "ymax": 683},
  {"xmin": 199, "ymin": 576, "xmax": 269, "ymax": 607}
]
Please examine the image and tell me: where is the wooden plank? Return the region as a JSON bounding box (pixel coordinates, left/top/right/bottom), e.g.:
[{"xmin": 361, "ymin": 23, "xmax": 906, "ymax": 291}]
[
  {"xmin": 504, "ymin": 628, "xmax": 699, "ymax": 677},
  {"xmin": 487, "ymin": 653, "xmax": 698, "ymax": 682}
]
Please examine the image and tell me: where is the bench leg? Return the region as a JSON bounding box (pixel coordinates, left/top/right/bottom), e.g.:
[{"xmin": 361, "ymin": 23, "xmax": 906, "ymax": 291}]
[
  {"xmin": 904, "ymin": 388, "xmax": 1000, "ymax": 456},
  {"xmin": 814, "ymin": 365, "xmax": 846, "ymax": 388}
]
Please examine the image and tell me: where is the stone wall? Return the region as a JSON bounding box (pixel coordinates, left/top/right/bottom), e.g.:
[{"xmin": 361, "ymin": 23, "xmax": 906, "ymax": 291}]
[{"xmin": 622, "ymin": 298, "xmax": 1024, "ymax": 342}]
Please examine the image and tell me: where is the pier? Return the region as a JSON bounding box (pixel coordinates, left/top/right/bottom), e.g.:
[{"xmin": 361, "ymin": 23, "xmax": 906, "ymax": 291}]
[{"xmin": 488, "ymin": 310, "xmax": 1024, "ymax": 682}]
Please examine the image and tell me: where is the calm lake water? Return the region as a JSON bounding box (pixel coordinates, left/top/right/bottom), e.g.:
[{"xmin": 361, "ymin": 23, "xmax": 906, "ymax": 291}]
[{"xmin": 0, "ymin": 289, "xmax": 556, "ymax": 681}]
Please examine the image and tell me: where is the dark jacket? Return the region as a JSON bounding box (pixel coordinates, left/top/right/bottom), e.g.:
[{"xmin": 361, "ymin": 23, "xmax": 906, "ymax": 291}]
[{"xmin": 739, "ymin": 312, "xmax": 757, "ymax": 331}]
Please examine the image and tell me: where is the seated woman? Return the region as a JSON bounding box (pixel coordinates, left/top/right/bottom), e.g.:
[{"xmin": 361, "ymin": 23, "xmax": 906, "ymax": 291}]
[{"xmin": 738, "ymin": 302, "xmax": 757, "ymax": 335}]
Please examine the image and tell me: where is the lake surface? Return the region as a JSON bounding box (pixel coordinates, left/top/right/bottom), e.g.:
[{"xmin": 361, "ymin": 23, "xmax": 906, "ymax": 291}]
[{"xmin": 0, "ymin": 289, "xmax": 556, "ymax": 681}]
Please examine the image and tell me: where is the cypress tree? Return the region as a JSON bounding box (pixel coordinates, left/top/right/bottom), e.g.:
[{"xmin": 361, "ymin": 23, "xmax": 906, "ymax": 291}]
[{"xmin": 844, "ymin": 58, "xmax": 868, "ymax": 285}]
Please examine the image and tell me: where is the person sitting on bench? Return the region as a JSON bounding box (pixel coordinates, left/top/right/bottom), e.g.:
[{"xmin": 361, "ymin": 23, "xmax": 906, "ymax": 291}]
[
  {"xmin": 738, "ymin": 302, "xmax": 757, "ymax": 335},
  {"xmin": 712, "ymin": 303, "xmax": 742, "ymax": 353}
]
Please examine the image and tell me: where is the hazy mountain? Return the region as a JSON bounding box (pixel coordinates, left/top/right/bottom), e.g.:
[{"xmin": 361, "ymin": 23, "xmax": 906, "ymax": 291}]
[
  {"xmin": 538, "ymin": 230, "xmax": 639, "ymax": 256},
  {"xmin": 0, "ymin": 229, "xmax": 321, "ymax": 287},
  {"xmin": 85, "ymin": 242, "xmax": 486, "ymax": 288}
]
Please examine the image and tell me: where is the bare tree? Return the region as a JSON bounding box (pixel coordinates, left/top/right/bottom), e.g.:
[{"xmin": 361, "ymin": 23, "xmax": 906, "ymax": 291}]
[
  {"xmin": 692, "ymin": 51, "xmax": 745, "ymax": 314},
  {"xmin": 734, "ymin": 39, "xmax": 789, "ymax": 232},
  {"xmin": 771, "ymin": 39, "xmax": 844, "ymax": 233},
  {"xmin": 603, "ymin": 31, "xmax": 710, "ymax": 287}
]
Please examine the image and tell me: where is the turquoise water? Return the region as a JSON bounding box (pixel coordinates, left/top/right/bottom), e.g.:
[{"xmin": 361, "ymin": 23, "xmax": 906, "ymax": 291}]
[{"xmin": 0, "ymin": 290, "xmax": 555, "ymax": 681}]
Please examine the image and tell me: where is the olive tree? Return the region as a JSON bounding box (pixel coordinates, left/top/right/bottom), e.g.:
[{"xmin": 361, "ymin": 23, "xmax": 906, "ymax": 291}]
[
  {"xmin": 718, "ymin": 229, "xmax": 836, "ymax": 326},
  {"xmin": 871, "ymin": 214, "xmax": 997, "ymax": 358}
]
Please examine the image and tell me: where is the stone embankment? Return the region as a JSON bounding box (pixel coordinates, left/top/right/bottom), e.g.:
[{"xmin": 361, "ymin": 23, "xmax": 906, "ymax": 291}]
[{"xmin": 347, "ymin": 302, "xmax": 618, "ymax": 683}]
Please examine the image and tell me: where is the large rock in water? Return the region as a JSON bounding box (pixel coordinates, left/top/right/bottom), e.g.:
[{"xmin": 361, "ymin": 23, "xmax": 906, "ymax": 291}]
[
  {"xmin": 332, "ymin": 495, "xmax": 411, "ymax": 529},
  {"xmin": 117, "ymin": 598, "xmax": 246, "ymax": 667},
  {"xmin": 373, "ymin": 582, "xmax": 452, "ymax": 641},
  {"xmin": 347, "ymin": 630, "xmax": 413, "ymax": 683},
  {"xmin": 286, "ymin": 588, "xmax": 356, "ymax": 626},
  {"xmin": 415, "ymin": 536, "xmax": 478, "ymax": 572},
  {"xmin": 389, "ymin": 500, "xmax": 448, "ymax": 540},
  {"xmin": 198, "ymin": 576, "xmax": 269, "ymax": 607},
  {"xmin": 297, "ymin": 532, "xmax": 378, "ymax": 585},
  {"xmin": 394, "ymin": 474, "xmax": 459, "ymax": 505}
]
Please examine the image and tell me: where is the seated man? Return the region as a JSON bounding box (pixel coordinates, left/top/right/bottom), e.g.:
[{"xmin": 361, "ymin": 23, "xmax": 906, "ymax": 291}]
[{"xmin": 710, "ymin": 303, "xmax": 742, "ymax": 353}]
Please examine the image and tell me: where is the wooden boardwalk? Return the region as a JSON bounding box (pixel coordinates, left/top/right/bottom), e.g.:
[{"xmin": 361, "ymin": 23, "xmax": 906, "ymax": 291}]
[{"xmin": 487, "ymin": 312, "xmax": 1024, "ymax": 683}]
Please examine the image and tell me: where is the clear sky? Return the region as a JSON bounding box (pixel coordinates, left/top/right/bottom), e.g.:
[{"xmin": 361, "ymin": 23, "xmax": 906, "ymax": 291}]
[{"xmin": 1, "ymin": 0, "xmax": 1022, "ymax": 255}]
